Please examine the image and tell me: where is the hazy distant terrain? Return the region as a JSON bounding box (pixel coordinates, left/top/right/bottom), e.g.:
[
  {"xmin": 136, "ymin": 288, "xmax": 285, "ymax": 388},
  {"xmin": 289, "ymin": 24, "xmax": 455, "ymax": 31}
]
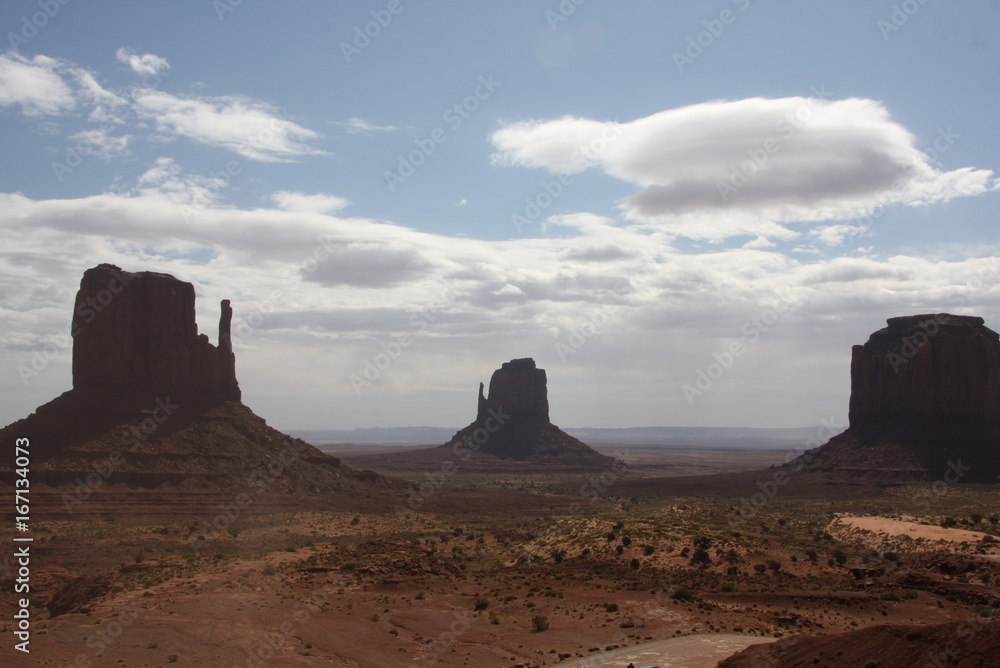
[{"xmin": 288, "ymin": 425, "xmax": 840, "ymax": 448}]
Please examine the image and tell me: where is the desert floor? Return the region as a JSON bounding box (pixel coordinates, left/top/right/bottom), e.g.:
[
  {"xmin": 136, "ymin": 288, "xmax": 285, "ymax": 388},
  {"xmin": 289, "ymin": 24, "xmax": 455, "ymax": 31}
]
[{"xmin": 1, "ymin": 445, "xmax": 998, "ymax": 667}]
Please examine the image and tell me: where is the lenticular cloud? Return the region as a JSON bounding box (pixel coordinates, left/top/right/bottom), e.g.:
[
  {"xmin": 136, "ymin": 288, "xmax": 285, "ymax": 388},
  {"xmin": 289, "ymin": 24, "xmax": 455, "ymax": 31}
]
[{"xmin": 490, "ymin": 97, "xmax": 999, "ymax": 240}]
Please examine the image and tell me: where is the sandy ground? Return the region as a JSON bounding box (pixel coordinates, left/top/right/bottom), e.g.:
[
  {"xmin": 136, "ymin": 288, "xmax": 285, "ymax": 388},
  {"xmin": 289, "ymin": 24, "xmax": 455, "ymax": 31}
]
[
  {"xmin": 835, "ymin": 515, "xmax": 990, "ymax": 542},
  {"xmin": 551, "ymin": 634, "xmax": 774, "ymax": 668}
]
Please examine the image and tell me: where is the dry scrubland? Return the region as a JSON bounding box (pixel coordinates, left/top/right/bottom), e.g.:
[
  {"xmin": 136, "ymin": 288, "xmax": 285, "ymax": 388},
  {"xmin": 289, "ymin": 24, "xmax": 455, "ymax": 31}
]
[{"xmin": 1, "ymin": 457, "xmax": 999, "ymax": 668}]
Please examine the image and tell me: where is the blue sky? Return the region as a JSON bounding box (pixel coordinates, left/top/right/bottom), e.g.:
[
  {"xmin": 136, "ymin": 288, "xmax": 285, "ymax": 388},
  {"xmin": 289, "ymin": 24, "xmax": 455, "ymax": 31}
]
[{"xmin": 1, "ymin": 0, "xmax": 998, "ymax": 432}]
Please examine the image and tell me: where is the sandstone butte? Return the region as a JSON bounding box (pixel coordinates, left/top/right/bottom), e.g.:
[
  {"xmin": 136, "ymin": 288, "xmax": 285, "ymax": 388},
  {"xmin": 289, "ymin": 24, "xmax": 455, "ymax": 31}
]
[
  {"xmin": 0, "ymin": 263, "xmax": 387, "ymax": 499},
  {"xmin": 443, "ymin": 357, "xmax": 615, "ymax": 465},
  {"xmin": 801, "ymin": 313, "xmax": 1000, "ymax": 482}
]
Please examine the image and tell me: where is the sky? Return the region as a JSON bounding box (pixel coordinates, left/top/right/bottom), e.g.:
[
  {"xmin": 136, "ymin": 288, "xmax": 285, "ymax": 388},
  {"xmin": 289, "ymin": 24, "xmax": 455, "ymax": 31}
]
[{"xmin": 0, "ymin": 1, "xmax": 998, "ymax": 432}]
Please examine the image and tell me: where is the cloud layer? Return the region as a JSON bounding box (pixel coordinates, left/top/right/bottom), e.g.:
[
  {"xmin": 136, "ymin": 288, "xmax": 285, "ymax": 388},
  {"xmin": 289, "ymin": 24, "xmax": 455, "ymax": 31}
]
[{"xmin": 491, "ymin": 97, "xmax": 999, "ymax": 241}]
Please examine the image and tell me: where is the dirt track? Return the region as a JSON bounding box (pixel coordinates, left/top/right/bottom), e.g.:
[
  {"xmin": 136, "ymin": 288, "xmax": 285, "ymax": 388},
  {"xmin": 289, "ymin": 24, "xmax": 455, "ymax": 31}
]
[{"xmin": 551, "ymin": 633, "xmax": 774, "ymax": 668}]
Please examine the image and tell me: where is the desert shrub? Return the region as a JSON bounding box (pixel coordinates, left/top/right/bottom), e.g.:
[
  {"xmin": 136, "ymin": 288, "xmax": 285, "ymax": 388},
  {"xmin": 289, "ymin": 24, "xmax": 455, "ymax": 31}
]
[
  {"xmin": 629, "ymin": 558, "xmax": 640, "ymax": 570},
  {"xmin": 863, "ymin": 661, "xmax": 880, "ymax": 668},
  {"xmin": 721, "ymin": 582, "xmax": 736, "ymax": 592},
  {"xmin": 693, "ymin": 536, "xmax": 712, "ymax": 550},
  {"xmin": 262, "ymin": 564, "xmax": 277, "ymax": 576},
  {"xmin": 643, "ymin": 545, "xmax": 654, "ymax": 556},
  {"xmin": 805, "ymin": 549, "xmax": 818, "ymax": 562},
  {"xmin": 671, "ymin": 586, "xmax": 696, "ymax": 602},
  {"xmin": 167, "ymin": 655, "xmax": 178, "ymax": 663},
  {"xmin": 474, "ymin": 597, "xmax": 489, "ymax": 611},
  {"xmin": 489, "ymin": 611, "xmax": 500, "ymax": 624},
  {"xmin": 766, "ymin": 559, "xmax": 782, "ymax": 572},
  {"xmin": 604, "ymin": 603, "xmax": 619, "ymax": 613},
  {"xmin": 832, "ymin": 549, "xmax": 848, "ymax": 565},
  {"xmin": 880, "ymin": 592, "xmax": 902, "ymax": 601},
  {"xmin": 690, "ymin": 549, "xmax": 711, "ymax": 566},
  {"xmin": 942, "ymin": 516, "xmax": 957, "ymax": 528},
  {"xmin": 531, "ymin": 615, "xmax": 549, "ymax": 632},
  {"xmin": 902, "ymin": 590, "xmax": 919, "ymax": 600},
  {"xmin": 615, "ymin": 545, "xmax": 624, "ymax": 555},
  {"xmin": 754, "ymin": 563, "xmax": 767, "ymax": 574},
  {"xmin": 970, "ymin": 513, "xmax": 983, "ymax": 524}
]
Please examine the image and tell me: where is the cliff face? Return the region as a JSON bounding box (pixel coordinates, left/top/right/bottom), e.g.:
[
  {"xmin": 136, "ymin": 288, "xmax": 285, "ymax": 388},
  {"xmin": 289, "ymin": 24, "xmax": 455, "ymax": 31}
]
[
  {"xmin": 71, "ymin": 263, "xmax": 241, "ymax": 404},
  {"xmin": 802, "ymin": 313, "xmax": 1000, "ymax": 482},
  {"xmin": 0, "ymin": 263, "xmax": 396, "ymax": 500},
  {"xmin": 477, "ymin": 358, "xmax": 549, "ymax": 424},
  {"xmin": 848, "ymin": 314, "xmax": 1000, "ymax": 426},
  {"xmin": 448, "ymin": 358, "xmax": 611, "ymax": 465}
]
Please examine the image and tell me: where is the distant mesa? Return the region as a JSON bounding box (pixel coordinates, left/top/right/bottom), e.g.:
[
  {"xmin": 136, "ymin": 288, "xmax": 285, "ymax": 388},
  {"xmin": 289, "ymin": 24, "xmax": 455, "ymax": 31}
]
[
  {"xmin": 445, "ymin": 357, "xmax": 614, "ymax": 465},
  {"xmin": 0, "ymin": 264, "xmax": 389, "ymax": 502},
  {"xmin": 802, "ymin": 313, "xmax": 1000, "ymax": 482}
]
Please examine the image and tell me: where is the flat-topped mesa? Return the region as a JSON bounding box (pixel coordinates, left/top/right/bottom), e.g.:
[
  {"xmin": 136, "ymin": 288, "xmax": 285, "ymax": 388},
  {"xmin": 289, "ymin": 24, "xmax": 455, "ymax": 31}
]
[
  {"xmin": 71, "ymin": 263, "xmax": 241, "ymax": 404},
  {"xmin": 848, "ymin": 313, "xmax": 1000, "ymax": 427}
]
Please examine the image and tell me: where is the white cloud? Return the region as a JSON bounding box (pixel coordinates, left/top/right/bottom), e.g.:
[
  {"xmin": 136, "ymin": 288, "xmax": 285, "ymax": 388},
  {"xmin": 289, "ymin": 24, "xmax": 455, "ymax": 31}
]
[
  {"xmin": 132, "ymin": 89, "xmax": 323, "ymax": 161},
  {"xmin": 340, "ymin": 117, "xmax": 401, "ymax": 134},
  {"xmin": 490, "ymin": 98, "xmax": 999, "ymax": 241},
  {"xmin": 0, "ymin": 173, "xmax": 998, "ymax": 430},
  {"xmin": 271, "ymin": 191, "xmax": 349, "ymax": 214},
  {"xmin": 0, "ymin": 53, "xmax": 75, "ymax": 116},
  {"xmin": 809, "ymin": 224, "xmax": 868, "ymax": 247},
  {"xmin": 115, "ymin": 48, "xmax": 170, "ymax": 77},
  {"xmin": 67, "ymin": 128, "xmax": 131, "ymax": 160}
]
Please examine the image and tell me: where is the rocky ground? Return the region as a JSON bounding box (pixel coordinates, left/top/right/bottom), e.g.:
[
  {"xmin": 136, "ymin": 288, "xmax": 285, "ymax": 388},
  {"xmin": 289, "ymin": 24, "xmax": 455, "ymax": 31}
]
[{"xmin": 1, "ymin": 448, "xmax": 998, "ymax": 668}]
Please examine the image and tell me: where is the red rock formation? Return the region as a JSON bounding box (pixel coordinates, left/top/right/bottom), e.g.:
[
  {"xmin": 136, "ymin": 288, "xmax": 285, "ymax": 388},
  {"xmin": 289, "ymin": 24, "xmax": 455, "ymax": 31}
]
[
  {"xmin": 0, "ymin": 264, "xmax": 396, "ymax": 501},
  {"xmin": 447, "ymin": 358, "xmax": 611, "ymax": 465},
  {"xmin": 801, "ymin": 313, "xmax": 1000, "ymax": 482},
  {"xmin": 478, "ymin": 358, "xmax": 549, "ymax": 423},
  {"xmin": 848, "ymin": 314, "xmax": 1000, "ymax": 426},
  {"xmin": 71, "ymin": 263, "xmax": 241, "ymax": 404}
]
